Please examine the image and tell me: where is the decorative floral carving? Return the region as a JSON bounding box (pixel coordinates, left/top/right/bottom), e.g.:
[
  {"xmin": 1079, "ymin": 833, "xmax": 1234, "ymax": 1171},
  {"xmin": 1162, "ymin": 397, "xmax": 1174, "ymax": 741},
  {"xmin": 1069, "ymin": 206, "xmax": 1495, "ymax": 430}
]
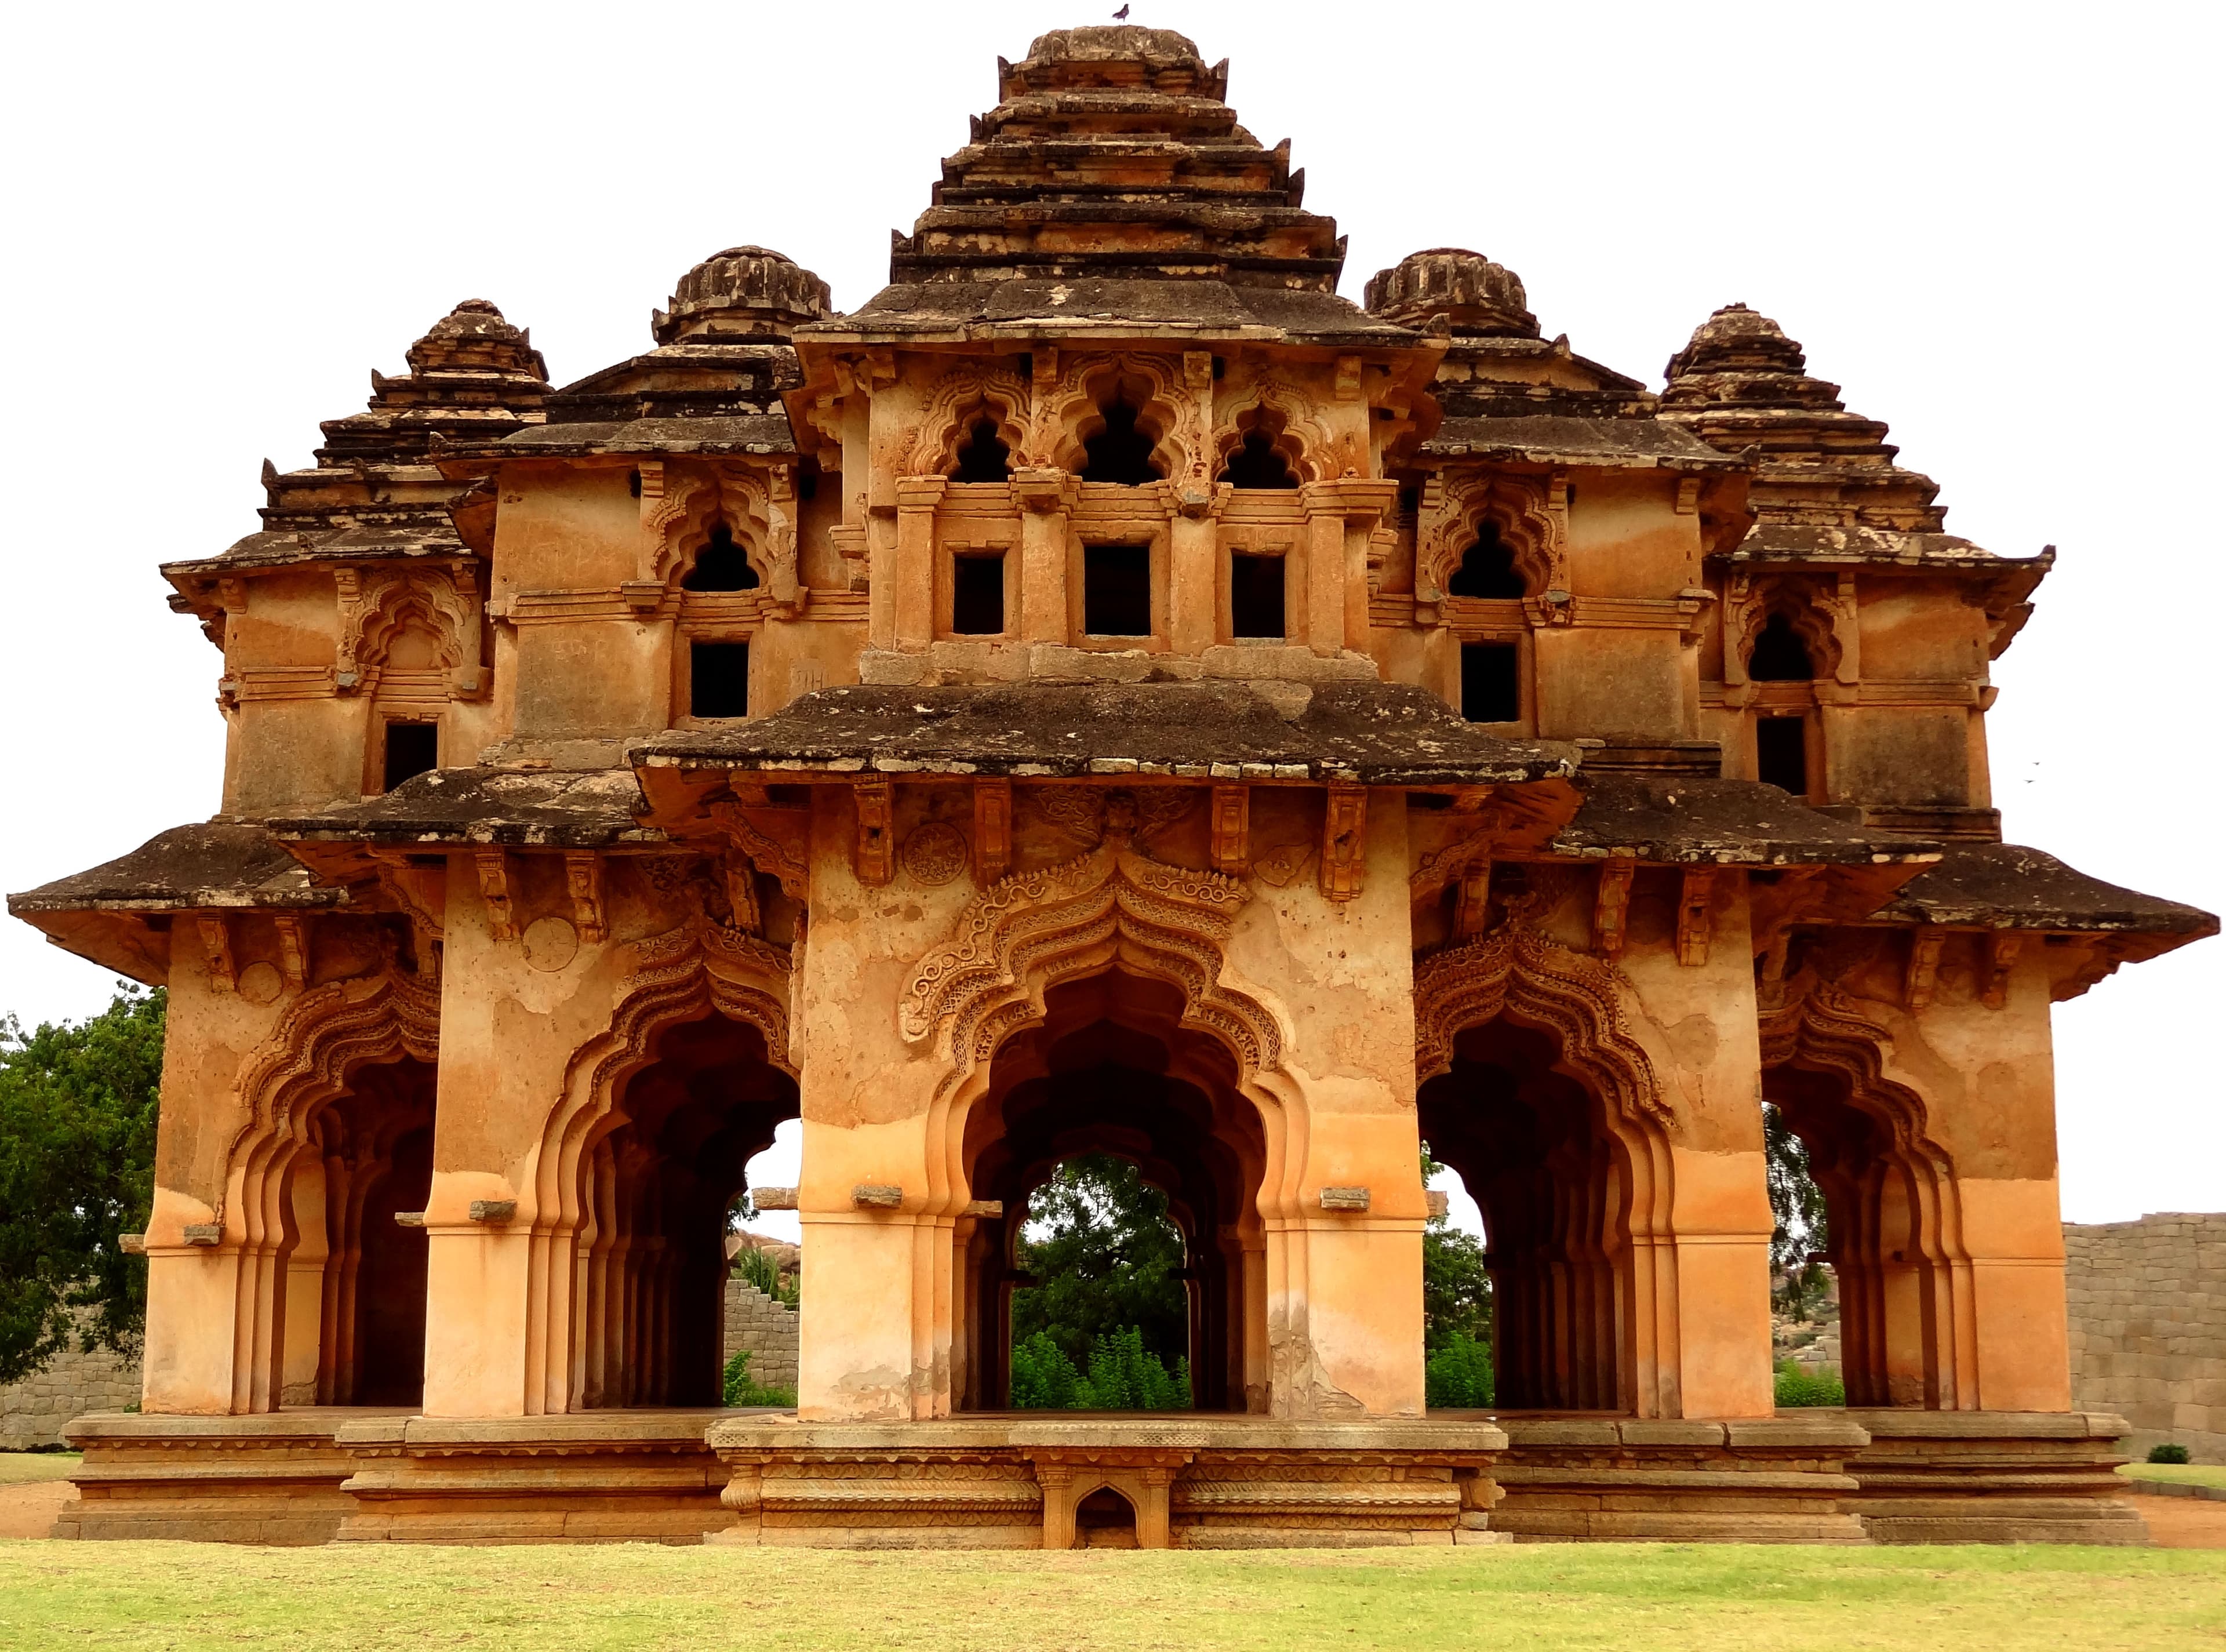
[
  {"xmin": 1411, "ymin": 923, "xmax": 1668, "ymax": 1126},
  {"xmin": 901, "ymin": 821, "xmax": 970, "ymax": 887},
  {"xmin": 1414, "ymin": 472, "xmax": 1564, "ymax": 606},
  {"xmin": 334, "ymin": 565, "xmax": 482, "ymax": 698},
  {"xmin": 901, "ymin": 365, "xmax": 1031, "ymax": 477}
]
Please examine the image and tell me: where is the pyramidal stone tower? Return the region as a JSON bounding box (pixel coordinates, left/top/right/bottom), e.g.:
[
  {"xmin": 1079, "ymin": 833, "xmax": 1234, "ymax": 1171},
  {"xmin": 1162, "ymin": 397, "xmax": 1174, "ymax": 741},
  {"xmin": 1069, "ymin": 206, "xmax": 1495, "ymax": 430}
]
[{"xmin": 13, "ymin": 27, "xmax": 2210, "ymax": 1549}]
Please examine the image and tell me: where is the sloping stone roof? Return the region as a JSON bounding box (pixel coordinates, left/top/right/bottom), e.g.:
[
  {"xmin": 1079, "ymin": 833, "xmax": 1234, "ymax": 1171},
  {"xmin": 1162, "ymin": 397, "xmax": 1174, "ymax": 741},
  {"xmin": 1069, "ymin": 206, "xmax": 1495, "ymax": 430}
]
[
  {"xmin": 630, "ymin": 681, "xmax": 1579, "ymax": 786},
  {"xmin": 266, "ymin": 770, "xmax": 665, "ymax": 849},
  {"xmin": 6, "ymin": 824, "xmax": 346, "ymax": 915},
  {"xmin": 1873, "ymin": 844, "xmax": 2220, "ymax": 936},
  {"xmin": 1550, "ymin": 777, "xmax": 1942, "ymax": 867}
]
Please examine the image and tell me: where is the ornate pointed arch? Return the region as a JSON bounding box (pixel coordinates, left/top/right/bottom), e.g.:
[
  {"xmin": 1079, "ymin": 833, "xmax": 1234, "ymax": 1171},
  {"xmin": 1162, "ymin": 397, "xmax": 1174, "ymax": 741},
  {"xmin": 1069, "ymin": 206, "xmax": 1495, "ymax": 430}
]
[
  {"xmin": 1035, "ymin": 352, "xmax": 1195, "ymax": 482},
  {"xmin": 519, "ymin": 919, "xmax": 793, "ymax": 1413},
  {"xmin": 1212, "ymin": 382, "xmax": 1335, "ymax": 486},
  {"xmin": 901, "ymin": 364, "xmax": 1032, "ymax": 478},
  {"xmin": 1412, "ymin": 922, "xmax": 1667, "ymax": 1127},
  {"xmin": 1722, "ymin": 572, "xmax": 1850, "ymax": 686},
  {"xmin": 642, "ymin": 463, "xmax": 798, "ymax": 601},
  {"xmin": 900, "ymin": 844, "xmax": 1283, "ymax": 1106},
  {"xmin": 1414, "ymin": 471, "xmax": 1565, "ymax": 606},
  {"xmin": 336, "ymin": 566, "xmax": 482, "ymax": 697}
]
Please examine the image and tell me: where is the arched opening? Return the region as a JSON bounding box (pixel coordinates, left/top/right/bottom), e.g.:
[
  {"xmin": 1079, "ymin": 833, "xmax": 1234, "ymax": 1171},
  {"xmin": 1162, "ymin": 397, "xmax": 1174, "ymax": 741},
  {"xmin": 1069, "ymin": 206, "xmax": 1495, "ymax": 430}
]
[
  {"xmin": 284, "ymin": 1054, "xmax": 437, "ymax": 1407},
  {"xmin": 1763, "ymin": 1059, "xmax": 1960, "ymax": 1409},
  {"xmin": 1748, "ymin": 612, "xmax": 1816, "ymax": 681},
  {"xmin": 681, "ymin": 522, "xmax": 761, "ymax": 592},
  {"xmin": 572, "ymin": 1010, "xmax": 798, "ymax": 1407},
  {"xmin": 1446, "ymin": 523, "xmax": 1528, "ymax": 599},
  {"xmin": 1075, "ymin": 1486, "xmax": 1140, "ymax": 1548},
  {"xmin": 1080, "ymin": 397, "xmax": 1163, "ymax": 486},
  {"xmin": 950, "ymin": 414, "xmax": 1012, "ymax": 483},
  {"xmin": 958, "ymin": 971, "xmax": 1264, "ymax": 1413},
  {"xmin": 1418, "ymin": 1018, "xmax": 1650, "ymax": 1413},
  {"xmin": 1220, "ymin": 425, "xmax": 1297, "ymax": 490}
]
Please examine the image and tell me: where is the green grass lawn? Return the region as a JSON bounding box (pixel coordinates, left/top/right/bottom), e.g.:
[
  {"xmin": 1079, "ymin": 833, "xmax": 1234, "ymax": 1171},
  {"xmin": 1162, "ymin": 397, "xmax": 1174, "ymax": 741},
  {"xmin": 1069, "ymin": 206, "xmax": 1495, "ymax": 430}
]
[
  {"xmin": 0, "ymin": 1453, "xmax": 76, "ymax": 1486},
  {"xmin": 2122, "ymin": 1461, "xmax": 2226, "ymax": 1491},
  {"xmin": 0, "ymin": 1542, "xmax": 2218, "ymax": 1652}
]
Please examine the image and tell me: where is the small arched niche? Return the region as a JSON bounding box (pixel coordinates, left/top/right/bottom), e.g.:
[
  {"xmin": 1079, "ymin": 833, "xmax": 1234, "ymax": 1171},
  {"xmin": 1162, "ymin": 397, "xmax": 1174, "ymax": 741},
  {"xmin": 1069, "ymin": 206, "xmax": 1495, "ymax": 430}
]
[
  {"xmin": 950, "ymin": 414, "xmax": 1012, "ymax": 484},
  {"xmin": 1081, "ymin": 396, "xmax": 1165, "ymax": 486},
  {"xmin": 1074, "ymin": 1486, "xmax": 1140, "ymax": 1548},
  {"xmin": 1446, "ymin": 522, "xmax": 1528, "ymax": 599},
  {"xmin": 681, "ymin": 522, "xmax": 761, "ymax": 592},
  {"xmin": 1748, "ymin": 612, "xmax": 1817, "ymax": 681},
  {"xmin": 1219, "ymin": 414, "xmax": 1299, "ymax": 490}
]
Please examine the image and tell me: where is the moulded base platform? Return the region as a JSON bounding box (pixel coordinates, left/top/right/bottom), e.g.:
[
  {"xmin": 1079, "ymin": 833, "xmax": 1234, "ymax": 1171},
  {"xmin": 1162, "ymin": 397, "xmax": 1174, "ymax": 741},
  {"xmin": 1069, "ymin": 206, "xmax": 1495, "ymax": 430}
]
[{"xmin": 52, "ymin": 1407, "xmax": 2151, "ymax": 1548}]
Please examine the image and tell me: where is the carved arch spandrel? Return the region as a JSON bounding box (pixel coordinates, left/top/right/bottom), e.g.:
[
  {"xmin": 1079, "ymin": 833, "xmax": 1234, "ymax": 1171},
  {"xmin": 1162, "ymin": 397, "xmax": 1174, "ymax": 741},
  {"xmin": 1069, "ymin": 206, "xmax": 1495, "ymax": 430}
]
[
  {"xmin": 1721, "ymin": 572, "xmax": 1853, "ymax": 686},
  {"xmin": 1034, "ymin": 352, "xmax": 1195, "ymax": 481},
  {"xmin": 1414, "ymin": 472, "xmax": 1564, "ymax": 606},
  {"xmin": 1212, "ymin": 381, "xmax": 1337, "ymax": 486},
  {"xmin": 336, "ymin": 566, "xmax": 484, "ymax": 698},
  {"xmin": 519, "ymin": 919, "xmax": 793, "ymax": 1414},
  {"xmin": 1412, "ymin": 923, "xmax": 1668, "ymax": 1128},
  {"xmin": 901, "ymin": 365, "xmax": 1031, "ymax": 478},
  {"xmin": 641, "ymin": 463, "xmax": 799, "ymax": 605}
]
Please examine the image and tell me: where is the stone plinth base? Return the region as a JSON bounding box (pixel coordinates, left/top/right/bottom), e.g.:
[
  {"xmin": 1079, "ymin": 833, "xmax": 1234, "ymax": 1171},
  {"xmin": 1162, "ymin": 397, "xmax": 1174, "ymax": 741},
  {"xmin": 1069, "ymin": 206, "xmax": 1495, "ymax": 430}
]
[
  {"xmin": 333, "ymin": 1412, "xmax": 758, "ymax": 1544},
  {"xmin": 707, "ymin": 1416, "xmax": 1508, "ymax": 1550},
  {"xmin": 1486, "ymin": 1414, "xmax": 1872, "ymax": 1543},
  {"xmin": 1841, "ymin": 1409, "xmax": 2149, "ymax": 1544},
  {"xmin": 59, "ymin": 1411, "xmax": 399, "ymax": 1544}
]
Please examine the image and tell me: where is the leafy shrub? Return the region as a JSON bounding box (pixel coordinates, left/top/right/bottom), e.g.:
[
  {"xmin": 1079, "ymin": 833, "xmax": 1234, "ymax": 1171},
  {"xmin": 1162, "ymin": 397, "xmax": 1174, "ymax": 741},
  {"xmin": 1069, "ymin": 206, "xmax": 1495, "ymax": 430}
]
[
  {"xmin": 1425, "ymin": 1336, "xmax": 1495, "ymax": 1408},
  {"xmin": 1009, "ymin": 1326, "xmax": 1191, "ymax": 1410},
  {"xmin": 721, "ymin": 1348, "xmax": 795, "ymax": 1409},
  {"xmin": 734, "ymin": 1244, "xmax": 797, "ymax": 1308},
  {"xmin": 1773, "ymin": 1360, "xmax": 1845, "ymax": 1407},
  {"xmin": 2147, "ymin": 1443, "xmax": 2192, "ymax": 1465}
]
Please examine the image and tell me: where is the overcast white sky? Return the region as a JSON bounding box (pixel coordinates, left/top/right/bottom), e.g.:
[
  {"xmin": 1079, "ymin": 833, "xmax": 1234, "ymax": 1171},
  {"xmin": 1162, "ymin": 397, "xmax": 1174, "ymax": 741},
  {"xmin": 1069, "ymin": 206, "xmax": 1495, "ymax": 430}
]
[{"xmin": 1, "ymin": 1, "xmax": 2217, "ymax": 1230}]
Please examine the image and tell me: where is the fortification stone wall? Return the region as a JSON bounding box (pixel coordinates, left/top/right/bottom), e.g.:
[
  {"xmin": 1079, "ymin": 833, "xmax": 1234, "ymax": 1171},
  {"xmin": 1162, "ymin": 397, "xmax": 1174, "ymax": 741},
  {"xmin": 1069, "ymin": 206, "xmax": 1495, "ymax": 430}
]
[
  {"xmin": 0, "ymin": 1330, "xmax": 140, "ymax": 1449},
  {"xmin": 721, "ymin": 1276, "xmax": 799, "ymax": 1395},
  {"xmin": 2064, "ymin": 1211, "xmax": 2226, "ymax": 1463}
]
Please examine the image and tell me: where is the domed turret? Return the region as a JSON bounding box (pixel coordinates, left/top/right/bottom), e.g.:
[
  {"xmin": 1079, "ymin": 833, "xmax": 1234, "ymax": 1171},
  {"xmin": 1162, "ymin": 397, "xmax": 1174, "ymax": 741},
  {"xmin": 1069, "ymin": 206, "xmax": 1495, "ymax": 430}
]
[
  {"xmin": 1363, "ymin": 248, "xmax": 1537, "ymax": 338},
  {"xmin": 653, "ymin": 246, "xmax": 832, "ymax": 344}
]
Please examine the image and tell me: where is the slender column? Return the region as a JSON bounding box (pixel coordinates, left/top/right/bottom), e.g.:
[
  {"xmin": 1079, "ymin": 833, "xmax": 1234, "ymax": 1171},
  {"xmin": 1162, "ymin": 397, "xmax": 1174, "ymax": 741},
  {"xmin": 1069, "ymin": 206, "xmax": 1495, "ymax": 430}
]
[
  {"xmin": 1010, "ymin": 469, "xmax": 1074, "ymax": 643},
  {"xmin": 893, "ymin": 478, "xmax": 946, "ymax": 649}
]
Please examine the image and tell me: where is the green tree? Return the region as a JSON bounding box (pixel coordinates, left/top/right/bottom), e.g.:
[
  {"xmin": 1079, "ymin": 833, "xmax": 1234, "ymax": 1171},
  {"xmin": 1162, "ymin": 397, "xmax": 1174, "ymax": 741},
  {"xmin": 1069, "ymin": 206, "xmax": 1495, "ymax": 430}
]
[
  {"xmin": 1765, "ymin": 1104, "xmax": 1830, "ymax": 1319},
  {"xmin": 1010, "ymin": 1154, "xmax": 1189, "ymax": 1369},
  {"xmin": 1419, "ymin": 1144, "xmax": 1496, "ymax": 1407},
  {"xmin": 0, "ymin": 985, "xmax": 164, "ymax": 1385}
]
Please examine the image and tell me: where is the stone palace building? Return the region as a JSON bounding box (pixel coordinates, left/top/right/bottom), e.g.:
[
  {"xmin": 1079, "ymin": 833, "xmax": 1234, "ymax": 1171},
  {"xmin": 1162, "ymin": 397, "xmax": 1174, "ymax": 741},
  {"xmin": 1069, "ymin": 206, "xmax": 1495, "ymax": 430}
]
[{"xmin": 12, "ymin": 26, "xmax": 2213, "ymax": 1546}]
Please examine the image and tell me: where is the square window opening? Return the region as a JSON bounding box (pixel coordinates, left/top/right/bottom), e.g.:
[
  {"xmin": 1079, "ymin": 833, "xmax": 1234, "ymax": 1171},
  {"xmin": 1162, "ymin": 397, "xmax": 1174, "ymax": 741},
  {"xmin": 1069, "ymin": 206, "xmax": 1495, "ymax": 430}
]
[
  {"xmin": 1083, "ymin": 543, "xmax": 1152, "ymax": 637},
  {"xmin": 1758, "ymin": 716, "xmax": 1808, "ymax": 796},
  {"xmin": 1460, "ymin": 642, "xmax": 1520, "ymax": 723},
  {"xmin": 952, "ymin": 552, "xmax": 1006, "ymax": 635},
  {"xmin": 690, "ymin": 641, "xmax": 751, "ymax": 719},
  {"xmin": 383, "ymin": 722, "xmax": 438, "ymax": 792},
  {"xmin": 1230, "ymin": 552, "xmax": 1286, "ymax": 639}
]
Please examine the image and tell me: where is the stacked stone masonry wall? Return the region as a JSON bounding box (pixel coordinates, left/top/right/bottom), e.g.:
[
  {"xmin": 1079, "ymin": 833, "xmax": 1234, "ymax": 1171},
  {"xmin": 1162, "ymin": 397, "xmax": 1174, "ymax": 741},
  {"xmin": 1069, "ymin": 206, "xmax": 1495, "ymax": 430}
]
[
  {"xmin": 2064, "ymin": 1212, "xmax": 2226, "ymax": 1464},
  {"xmin": 0, "ymin": 1327, "xmax": 140, "ymax": 1449},
  {"xmin": 721, "ymin": 1276, "xmax": 800, "ymax": 1395}
]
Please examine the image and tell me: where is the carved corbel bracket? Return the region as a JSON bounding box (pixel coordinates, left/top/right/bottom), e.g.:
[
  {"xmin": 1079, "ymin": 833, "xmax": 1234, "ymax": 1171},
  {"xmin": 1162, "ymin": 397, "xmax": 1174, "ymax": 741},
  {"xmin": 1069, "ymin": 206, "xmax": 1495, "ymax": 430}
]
[
  {"xmin": 197, "ymin": 915, "xmax": 237, "ymax": 994},
  {"xmin": 1592, "ymin": 860, "xmax": 1636, "ymax": 960},
  {"xmin": 974, "ymin": 780, "xmax": 1013, "ymax": 885},
  {"xmin": 1904, "ymin": 926, "xmax": 1946, "ymax": 1010},
  {"xmin": 1453, "ymin": 856, "xmax": 1493, "ymax": 938},
  {"xmin": 565, "ymin": 852, "xmax": 606, "ymax": 944},
  {"xmin": 1009, "ymin": 467, "xmax": 1076, "ymax": 516},
  {"xmin": 273, "ymin": 915, "xmax": 308, "ymax": 992},
  {"xmin": 721, "ymin": 852, "xmax": 762, "ymax": 934},
  {"xmin": 474, "ymin": 850, "xmax": 518, "ymax": 942},
  {"xmin": 1981, "ymin": 930, "xmax": 2023, "ymax": 1010},
  {"xmin": 1319, "ymin": 783, "xmax": 1367, "ymax": 903},
  {"xmin": 1674, "ymin": 476, "xmax": 1703, "ymax": 515},
  {"xmin": 1675, "ymin": 867, "xmax": 1715, "ymax": 967},
  {"xmin": 1210, "ymin": 784, "xmax": 1249, "ymax": 876},
  {"xmin": 372, "ymin": 856, "xmax": 446, "ymax": 980},
  {"xmin": 853, "ymin": 780, "xmax": 894, "ymax": 887}
]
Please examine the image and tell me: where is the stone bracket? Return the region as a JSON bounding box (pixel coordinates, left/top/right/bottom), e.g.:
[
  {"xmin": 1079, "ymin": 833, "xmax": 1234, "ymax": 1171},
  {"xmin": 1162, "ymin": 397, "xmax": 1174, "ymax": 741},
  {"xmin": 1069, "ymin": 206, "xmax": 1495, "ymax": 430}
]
[
  {"xmin": 1905, "ymin": 926, "xmax": 1945, "ymax": 1010},
  {"xmin": 565, "ymin": 853, "xmax": 606, "ymax": 944},
  {"xmin": 474, "ymin": 850, "xmax": 518, "ymax": 943},
  {"xmin": 1981, "ymin": 930, "xmax": 2023, "ymax": 1010},
  {"xmin": 974, "ymin": 780, "xmax": 1013, "ymax": 885},
  {"xmin": 1675, "ymin": 868, "xmax": 1714, "ymax": 967},
  {"xmin": 853, "ymin": 781, "xmax": 894, "ymax": 887},
  {"xmin": 273, "ymin": 915, "xmax": 308, "ymax": 992},
  {"xmin": 1592, "ymin": 860, "xmax": 1635, "ymax": 959},
  {"xmin": 1318, "ymin": 1187, "xmax": 1372, "ymax": 1212},
  {"xmin": 852, "ymin": 1184, "xmax": 903, "ymax": 1209},
  {"xmin": 197, "ymin": 915, "xmax": 237, "ymax": 994},
  {"xmin": 1210, "ymin": 784, "xmax": 1249, "ymax": 875},
  {"xmin": 1319, "ymin": 783, "xmax": 1367, "ymax": 902}
]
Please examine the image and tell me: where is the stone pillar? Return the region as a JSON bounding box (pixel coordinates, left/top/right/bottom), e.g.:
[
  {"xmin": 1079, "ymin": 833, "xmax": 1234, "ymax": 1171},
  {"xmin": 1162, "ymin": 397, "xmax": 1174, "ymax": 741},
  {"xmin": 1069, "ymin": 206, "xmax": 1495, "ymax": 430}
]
[
  {"xmin": 1166, "ymin": 498, "xmax": 1220, "ymax": 653},
  {"xmin": 1010, "ymin": 469, "xmax": 1074, "ymax": 643},
  {"xmin": 892, "ymin": 478, "xmax": 946, "ymax": 649}
]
